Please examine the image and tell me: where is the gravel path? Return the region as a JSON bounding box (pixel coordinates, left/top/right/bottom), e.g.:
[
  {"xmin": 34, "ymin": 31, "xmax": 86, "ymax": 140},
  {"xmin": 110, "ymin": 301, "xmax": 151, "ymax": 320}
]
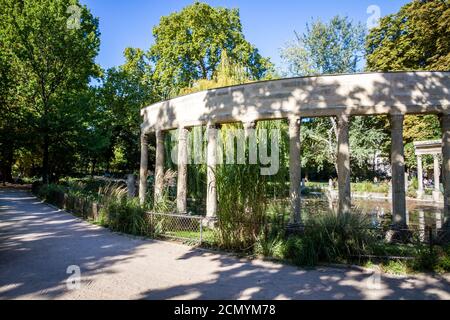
[{"xmin": 1, "ymin": 188, "xmax": 449, "ymax": 300}]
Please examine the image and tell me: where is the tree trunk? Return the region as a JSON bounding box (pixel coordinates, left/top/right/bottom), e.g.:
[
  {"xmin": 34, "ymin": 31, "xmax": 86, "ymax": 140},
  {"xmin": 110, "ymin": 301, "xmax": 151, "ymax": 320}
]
[
  {"xmin": 42, "ymin": 131, "xmax": 49, "ymax": 184},
  {"xmin": 0, "ymin": 138, "xmax": 14, "ymax": 184}
]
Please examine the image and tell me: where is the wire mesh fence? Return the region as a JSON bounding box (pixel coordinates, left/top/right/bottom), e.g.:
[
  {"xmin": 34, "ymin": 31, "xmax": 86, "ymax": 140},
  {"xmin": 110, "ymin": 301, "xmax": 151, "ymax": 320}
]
[{"xmin": 146, "ymin": 212, "xmax": 216, "ymax": 244}]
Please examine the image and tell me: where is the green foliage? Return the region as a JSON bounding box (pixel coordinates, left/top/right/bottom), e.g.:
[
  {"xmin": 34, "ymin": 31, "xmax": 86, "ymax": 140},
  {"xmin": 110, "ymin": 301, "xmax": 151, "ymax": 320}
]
[
  {"xmin": 366, "ymin": 0, "xmax": 450, "ymax": 71},
  {"xmin": 351, "ymin": 181, "xmax": 390, "ymax": 194},
  {"xmin": 0, "ymin": 0, "xmax": 101, "ymax": 182},
  {"xmin": 215, "ymin": 159, "xmax": 267, "ymax": 251},
  {"xmin": 281, "ymin": 16, "xmax": 366, "ymax": 76},
  {"xmin": 36, "ymin": 183, "xmax": 66, "ymax": 205},
  {"xmin": 150, "ymin": 1, "xmax": 272, "ymax": 98},
  {"xmin": 302, "ymin": 210, "xmax": 378, "ymax": 264},
  {"xmin": 97, "ymin": 48, "xmax": 154, "ymax": 173},
  {"xmin": 105, "ymin": 197, "xmax": 148, "ymax": 236},
  {"xmin": 282, "ymin": 17, "xmax": 388, "ymax": 176}
]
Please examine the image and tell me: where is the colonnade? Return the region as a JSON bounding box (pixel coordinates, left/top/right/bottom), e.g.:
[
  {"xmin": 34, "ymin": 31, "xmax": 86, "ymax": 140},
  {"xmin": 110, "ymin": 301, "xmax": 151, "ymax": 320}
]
[
  {"xmin": 138, "ymin": 72, "xmax": 450, "ymax": 231},
  {"xmin": 139, "ymin": 113, "xmax": 450, "ymax": 231}
]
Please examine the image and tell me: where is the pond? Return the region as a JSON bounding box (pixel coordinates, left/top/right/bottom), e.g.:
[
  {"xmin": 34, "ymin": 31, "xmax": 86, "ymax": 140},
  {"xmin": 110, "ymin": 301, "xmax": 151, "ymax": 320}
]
[{"xmin": 298, "ymin": 196, "xmax": 444, "ymax": 231}]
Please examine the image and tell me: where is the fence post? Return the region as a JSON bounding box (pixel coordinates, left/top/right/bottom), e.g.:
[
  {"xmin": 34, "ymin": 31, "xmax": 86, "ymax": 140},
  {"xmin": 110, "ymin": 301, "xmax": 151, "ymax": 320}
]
[{"xmin": 200, "ymin": 218, "xmax": 203, "ymax": 245}]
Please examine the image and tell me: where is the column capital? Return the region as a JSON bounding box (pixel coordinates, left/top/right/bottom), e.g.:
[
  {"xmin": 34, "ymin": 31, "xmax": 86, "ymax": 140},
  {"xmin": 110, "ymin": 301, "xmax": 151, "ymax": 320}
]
[
  {"xmin": 336, "ymin": 112, "xmax": 350, "ymax": 120},
  {"xmin": 242, "ymin": 121, "xmax": 257, "ymax": 130},
  {"xmin": 206, "ymin": 122, "xmax": 220, "ymax": 130},
  {"xmin": 140, "ymin": 132, "xmax": 149, "ymax": 143},
  {"xmin": 178, "ymin": 126, "xmax": 189, "ymax": 141},
  {"xmin": 178, "ymin": 125, "xmax": 192, "ymax": 131},
  {"xmin": 288, "ymin": 116, "xmax": 301, "ymax": 126}
]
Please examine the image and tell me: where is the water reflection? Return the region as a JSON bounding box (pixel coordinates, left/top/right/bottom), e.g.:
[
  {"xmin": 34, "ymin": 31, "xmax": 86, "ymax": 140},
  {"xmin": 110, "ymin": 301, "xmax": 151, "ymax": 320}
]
[{"xmin": 301, "ymin": 197, "xmax": 443, "ymax": 230}]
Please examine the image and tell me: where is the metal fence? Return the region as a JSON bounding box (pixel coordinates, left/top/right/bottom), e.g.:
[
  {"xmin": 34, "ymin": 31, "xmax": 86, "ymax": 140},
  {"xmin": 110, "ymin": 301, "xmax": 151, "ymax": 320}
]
[{"xmin": 146, "ymin": 212, "xmax": 215, "ymax": 244}]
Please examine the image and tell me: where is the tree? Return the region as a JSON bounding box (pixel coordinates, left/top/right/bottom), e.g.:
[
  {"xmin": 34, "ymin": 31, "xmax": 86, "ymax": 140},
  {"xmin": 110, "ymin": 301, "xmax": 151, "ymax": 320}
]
[
  {"xmin": 281, "ymin": 16, "xmax": 387, "ymax": 178},
  {"xmin": 366, "ymin": 0, "xmax": 449, "ymax": 170},
  {"xmin": 366, "ymin": 0, "xmax": 450, "ymax": 71},
  {"xmin": 149, "ymin": 2, "xmax": 272, "ymax": 99},
  {"xmin": 0, "ymin": 0, "xmax": 100, "ymax": 183},
  {"xmin": 98, "ymin": 48, "xmax": 154, "ymax": 174},
  {"xmin": 281, "ymin": 16, "xmax": 366, "ymax": 76},
  {"xmin": 0, "ymin": 45, "xmax": 16, "ymax": 182}
]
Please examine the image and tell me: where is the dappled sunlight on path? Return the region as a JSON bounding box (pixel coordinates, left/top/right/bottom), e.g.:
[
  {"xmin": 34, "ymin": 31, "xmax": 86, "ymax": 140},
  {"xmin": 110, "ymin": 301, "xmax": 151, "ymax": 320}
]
[{"xmin": 1, "ymin": 189, "xmax": 449, "ymax": 300}]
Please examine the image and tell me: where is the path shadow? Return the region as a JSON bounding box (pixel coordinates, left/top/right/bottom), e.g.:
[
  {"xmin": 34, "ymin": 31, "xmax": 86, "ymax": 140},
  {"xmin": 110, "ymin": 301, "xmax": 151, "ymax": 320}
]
[
  {"xmin": 140, "ymin": 246, "xmax": 450, "ymax": 300},
  {"xmin": 0, "ymin": 189, "xmax": 154, "ymax": 299}
]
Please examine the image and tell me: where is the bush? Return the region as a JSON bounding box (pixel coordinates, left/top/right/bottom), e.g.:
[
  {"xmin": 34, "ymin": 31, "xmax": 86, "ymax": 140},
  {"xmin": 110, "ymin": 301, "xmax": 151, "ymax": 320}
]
[
  {"xmin": 351, "ymin": 181, "xmax": 390, "ymax": 194},
  {"xmin": 411, "ymin": 245, "xmax": 450, "ymax": 273},
  {"xmin": 36, "ymin": 184, "xmax": 65, "ymax": 207},
  {"xmin": 304, "ymin": 210, "xmax": 378, "ymax": 263},
  {"xmin": 106, "ymin": 197, "xmax": 148, "ymax": 236},
  {"xmin": 275, "ymin": 210, "xmax": 379, "ymax": 266},
  {"xmin": 282, "ymin": 236, "xmax": 317, "ymax": 266},
  {"xmin": 98, "ymin": 184, "xmax": 148, "ymax": 236}
]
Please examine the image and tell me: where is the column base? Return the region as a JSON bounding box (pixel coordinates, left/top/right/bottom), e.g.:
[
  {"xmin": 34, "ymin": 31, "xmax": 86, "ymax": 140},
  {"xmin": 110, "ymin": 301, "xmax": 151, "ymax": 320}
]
[
  {"xmin": 433, "ymin": 191, "xmax": 442, "ymax": 202},
  {"xmin": 385, "ymin": 224, "xmax": 412, "ymax": 243},
  {"xmin": 285, "ymin": 223, "xmax": 305, "ymax": 236},
  {"xmin": 416, "ymin": 190, "xmax": 424, "ymax": 199},
  {"xmin": 202, "ymin": 217, "xmax": 218, "ymax": 229}
]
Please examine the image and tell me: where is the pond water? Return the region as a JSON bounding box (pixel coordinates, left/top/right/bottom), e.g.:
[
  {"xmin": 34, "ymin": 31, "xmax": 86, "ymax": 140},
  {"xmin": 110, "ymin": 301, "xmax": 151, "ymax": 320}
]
[{"xmin": 300, "ymin": 196, "xmax": 444, "ymax": 231}]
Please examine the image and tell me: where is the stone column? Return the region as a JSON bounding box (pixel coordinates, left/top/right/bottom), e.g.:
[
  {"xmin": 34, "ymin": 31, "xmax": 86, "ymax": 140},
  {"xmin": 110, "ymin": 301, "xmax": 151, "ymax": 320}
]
[
  {"xmin": 433, "ymin": 154, "xmax": 441, "ymax": 202},
  {"xmin": 154, "ymin": 130, "xmax": 165, "ymax": 203},
  {"xmin": 417, "ymin": 155, "xmax": 424, "ymax": 198},
  {"xmin": 441, "ymin": 114, "xmax": 450, "ymax": 229},
  {"xmin": 177, "ymin": 127, "xmax": 189, "ymax": 214},
  {"xmin": 390, "ymin": 114, "xmax": 407, "ymax": 227},
  {"xmin": 436, "ymin": 211, "xmax": 442, "ymax": 230},
  {"xmin": 206, "ymin": 123, "xmax": 218, "ymax": 218},
  {"xmin": 337, "ymin": 114, "xmax": 351, "ymax": 215},
  {"xmin": 139, "ymin": 133, "xmax": 149, "ymax": 205},
  {"xmin": 289, "ymin": 117, "xmax": 302, "ymax": 225}
]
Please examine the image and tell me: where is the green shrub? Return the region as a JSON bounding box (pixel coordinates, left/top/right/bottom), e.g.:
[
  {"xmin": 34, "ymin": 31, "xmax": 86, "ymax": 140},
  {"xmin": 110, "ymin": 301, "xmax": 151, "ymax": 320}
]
[
  {"xmin": 282, "ymin": 236, "xmax": 318, "ymax": 266},
  {"xmin": 106, "ymin": 197, "xmax": 148, "ymax": 236},
  {"xmin": 97, "ymin": 184, "xmax": 148, "ymax": 236},
  {"xmin": 255, "ymin": 210, "xmax": 381, "ymax": 267},
  {"xmin": 411, "ymin": 245, "xmax": 450, "ymax": 273},
  {"xmin": 215, "ymin": 162, "xmax": 267, "ymax": 251},
  {"xmin": 302, "ymin": 210, "xmax": 378, "ymax": 264},
  {"xmin": 351, "ymin": 181, "xmax": 390, "ymax": 194},
  {"xmin": 36, "ymin": 184, "xmax": 66, "ymax": 206},
  {"xmin": 255, "ymin": 229, "xmax": 285, "ymax": 259}
]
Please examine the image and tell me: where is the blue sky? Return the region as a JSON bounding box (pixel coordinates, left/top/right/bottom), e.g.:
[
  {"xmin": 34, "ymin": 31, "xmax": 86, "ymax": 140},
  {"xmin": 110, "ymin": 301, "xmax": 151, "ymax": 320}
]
[{"xmin": 80, "ymin": 0, "xmax": 410, "ymax": 71}]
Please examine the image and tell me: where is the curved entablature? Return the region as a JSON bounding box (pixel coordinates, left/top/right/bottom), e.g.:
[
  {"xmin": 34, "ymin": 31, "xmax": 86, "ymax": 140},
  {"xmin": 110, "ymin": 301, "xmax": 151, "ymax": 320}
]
[{"xmin": 141, "ymin": 71, "xmax": 450, "ymax": 134}]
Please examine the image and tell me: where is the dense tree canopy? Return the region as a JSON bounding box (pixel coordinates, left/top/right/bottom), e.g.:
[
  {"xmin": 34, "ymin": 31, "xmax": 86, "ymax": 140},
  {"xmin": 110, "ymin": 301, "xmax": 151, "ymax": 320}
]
[
  {"xmin": 0, "ymin": 0, "xmax": 448, "ymax": 187},
  {"xmin": 150, "ymin": 1, "xmax": 272, "ymax": 98},
  {"xmin": 0, "ymin": 0, "xmax": 100, "ymax": 182},
  {"xmin": 366, "ymin": 0, "xmax": 449, "ymax": 171},
  {"xmin": 366, "ymin": 0, "xmax": 450, "ymax": 71}
]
